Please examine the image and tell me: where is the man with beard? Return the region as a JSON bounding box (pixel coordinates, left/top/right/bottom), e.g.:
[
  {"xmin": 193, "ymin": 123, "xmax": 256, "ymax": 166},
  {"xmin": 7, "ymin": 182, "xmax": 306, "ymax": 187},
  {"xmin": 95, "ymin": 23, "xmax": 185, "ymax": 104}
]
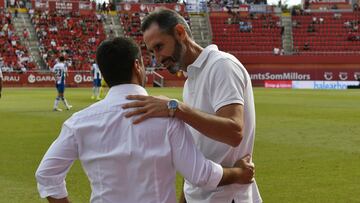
[
  {"xmin": 35, "ymin": 37, "xmax": 255, "ymax": 203},
  {"xmin": 122, "ymin": 8, "xmax": 262, "ymax": 203}
]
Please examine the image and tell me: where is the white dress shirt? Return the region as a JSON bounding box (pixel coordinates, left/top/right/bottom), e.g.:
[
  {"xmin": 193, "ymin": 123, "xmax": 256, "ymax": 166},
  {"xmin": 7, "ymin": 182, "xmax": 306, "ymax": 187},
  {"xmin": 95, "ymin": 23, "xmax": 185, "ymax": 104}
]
[
  {"xmin": 35, "ymin": 84, "xmax": 223, "ymax": 203},
  {"xmin": 183, "ymin": 45, "xmax": 262, "ymax": 203}
]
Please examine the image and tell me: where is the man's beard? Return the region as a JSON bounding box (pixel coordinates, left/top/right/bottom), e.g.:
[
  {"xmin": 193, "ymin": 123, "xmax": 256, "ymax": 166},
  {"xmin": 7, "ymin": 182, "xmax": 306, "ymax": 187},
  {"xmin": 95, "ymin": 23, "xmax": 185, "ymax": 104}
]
[{"xmin": 162, "ymin": 39, "xmax": 183, "ymax": 74}]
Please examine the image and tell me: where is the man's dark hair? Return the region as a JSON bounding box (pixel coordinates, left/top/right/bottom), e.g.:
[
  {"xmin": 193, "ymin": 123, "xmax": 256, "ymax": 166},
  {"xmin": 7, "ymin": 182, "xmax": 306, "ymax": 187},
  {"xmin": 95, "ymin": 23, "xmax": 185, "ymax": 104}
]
[
  {"xmin": 59, "ymin": 56, "xmax": 65, "ymax": 62},
  {"xmin": 96, "ymin": 37, "xmax": 141, "ymax": 87},
  {"xmin": 141, "ymin": 8, "xmax": 192, "ymax": 38}
]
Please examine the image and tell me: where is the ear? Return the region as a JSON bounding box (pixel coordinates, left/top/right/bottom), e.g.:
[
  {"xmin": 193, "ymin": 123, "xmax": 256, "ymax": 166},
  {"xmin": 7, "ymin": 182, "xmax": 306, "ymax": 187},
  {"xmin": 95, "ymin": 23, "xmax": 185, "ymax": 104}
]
[
  {"xmin": 133, "ymin": 59, "xmax": 141, "ymax": 73},
  {"xmin": 132, "ymin": 58, "xmax": 142, "ymax": 85},
  {"xmin": 174, "ymin": 24, "xmax": 186, "ymax": 41}
]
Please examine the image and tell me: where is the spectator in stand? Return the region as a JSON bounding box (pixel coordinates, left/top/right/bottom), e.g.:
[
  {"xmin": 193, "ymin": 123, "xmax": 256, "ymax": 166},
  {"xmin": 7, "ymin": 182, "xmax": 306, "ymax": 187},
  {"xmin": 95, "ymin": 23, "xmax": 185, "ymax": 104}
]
[
  {"xmin": 102, "ymin": 2, "xmax": 106, "ymax": 13},
  {"xmin": 312, "ymin": 16, "xmax": 317, "ymax": 24},
  {"xmin": 247, "ymin": 21, "xmax": 253, "ymax": 32},
  {"xmin": 294, "ymin": 46, "xmax": 300, "ymax": 55},
  {"xmin": 5, "ymin": 11, "xmax": 11, "ymax": 24},
  {"xmin": 23, "ymin": 28, "xmax": 29, "ymax": 46},
  {"xmin": 50, "ymin": 39, "xmax": 56, "ymax": 47},
  {"xmin": 96, "ymin": 13, "xmax": 101, "ymax": 23},
  {"xmin": 304, "ymin": 42, "xmax": 310, "ymax": 50},
  {"xmin": 17, "ymin": 60, "xmax": 26, "ymax": 73},
  {"xmin": 273, "ymin": 47, "xmax": 280, "ymax": 55},
  {"xmin": 7, "ymin": 29, "xmax": 13, "ymax": 41},
  {"xmin": 307, "ymin": 24, "xmax": 315, "ymax": 33},
  {"xmin": 352, "ymin": 23, "xmax": 358, "ymax": 32},
  {"xmin": 14, "ymin": 8, "xmax": 18, "ymax": 18},
  {"xmin": 239, "ymin": 21, "xmax": 245, "ymax": 32},
  {"xmin": 333, "ymin": 13, "xmax": 341, "ymax": 19},
  {"xmin": 28, "ymin": 8, "xmax": 34, "ymax": 17},
  {"xmin": 347, "ymin": 32, "xmax": 356, "ymax": 41},
  {"xmin": 354, "ymin": 3, "xmax": 359, "ymax": 12},
  {"xmin": 109, "ymin": 22, "xmax": 114, "ymax": 38},
  {"xmin": 344, "ymin": 21, "xmax": 351, "ymax": 28},
  {"xmin": 279, "ymin": 48, "xmax": 284, "ymax": 55}
]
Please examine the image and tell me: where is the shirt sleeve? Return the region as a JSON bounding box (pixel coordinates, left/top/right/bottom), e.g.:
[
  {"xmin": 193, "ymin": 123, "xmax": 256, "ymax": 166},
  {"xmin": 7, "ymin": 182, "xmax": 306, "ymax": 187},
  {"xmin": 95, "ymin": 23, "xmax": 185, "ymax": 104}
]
[
  {"xmin": 207, "ymin": 58, "xmax": 246, "ymax": 112},
  {"xmin": 168, "ymin": 119, "xmax": 223, "ymax": 191},
  {"xmin": 35, "ymin": 121, "xmax": 78, "ymax": 199}
]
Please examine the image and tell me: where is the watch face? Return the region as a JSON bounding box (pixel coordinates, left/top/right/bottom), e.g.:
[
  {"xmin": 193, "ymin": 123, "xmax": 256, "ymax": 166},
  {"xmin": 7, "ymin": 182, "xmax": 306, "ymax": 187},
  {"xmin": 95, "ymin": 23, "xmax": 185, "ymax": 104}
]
[{"xmin": 169, "ymin": 100, "xmax": 178, "ymax": 109}]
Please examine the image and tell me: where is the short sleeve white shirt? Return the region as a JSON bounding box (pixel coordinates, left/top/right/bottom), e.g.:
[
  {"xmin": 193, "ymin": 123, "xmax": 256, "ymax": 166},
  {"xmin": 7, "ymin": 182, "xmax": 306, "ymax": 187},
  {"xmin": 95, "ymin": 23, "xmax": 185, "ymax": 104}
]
[
  {"xmin": 35, "ymin": 84, "xmax": 223, "ymax": 203},
  {"xmin": 183, "ymin": 45, "xmax": 262, "ymax": 203}
]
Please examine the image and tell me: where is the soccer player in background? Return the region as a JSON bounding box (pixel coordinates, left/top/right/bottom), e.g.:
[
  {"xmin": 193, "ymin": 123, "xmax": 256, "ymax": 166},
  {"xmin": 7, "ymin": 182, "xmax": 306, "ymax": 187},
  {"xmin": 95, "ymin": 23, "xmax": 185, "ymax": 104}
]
[
  {"xmin": 91, "ymin": 61, "xmax": 102, "ymax": 100},
  {"xmin": 52, "ymin": 56, "xmax": 72, "ymax": 111}
]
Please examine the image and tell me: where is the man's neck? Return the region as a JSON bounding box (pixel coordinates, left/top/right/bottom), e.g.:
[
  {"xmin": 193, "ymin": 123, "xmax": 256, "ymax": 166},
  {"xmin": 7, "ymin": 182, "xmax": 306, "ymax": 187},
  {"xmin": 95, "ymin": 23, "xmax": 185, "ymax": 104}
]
[{"xmin": 182, "ymin": 40, "xmax": 203, "ymax": 71}]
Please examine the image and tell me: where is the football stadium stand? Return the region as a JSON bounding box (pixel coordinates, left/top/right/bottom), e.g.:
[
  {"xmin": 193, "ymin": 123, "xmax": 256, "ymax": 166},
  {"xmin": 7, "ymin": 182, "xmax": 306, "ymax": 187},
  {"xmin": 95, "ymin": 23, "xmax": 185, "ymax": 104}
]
[
  {"xmin": 292, "ymin": 12, "xmax": 360, "ymax": 55},
  {"xmin": 210, "ymin": 12, "xmax": 283, "ymax": 56},
  {"xmin": 32, "ymin": 11, "xmax": 106, "ymax": 70},
  {"xmin": 0, "ymin": 0, "xmax": 359, "ymax": 88},
  {"xmin": 0, "ymin": 9, "xmax": 36, "ymax": 72}
]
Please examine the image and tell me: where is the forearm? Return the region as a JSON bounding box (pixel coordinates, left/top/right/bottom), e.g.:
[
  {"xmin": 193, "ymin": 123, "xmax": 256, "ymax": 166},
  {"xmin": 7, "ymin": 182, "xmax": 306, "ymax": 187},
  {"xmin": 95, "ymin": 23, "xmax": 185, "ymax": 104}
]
[
  {"xmin": 219, "ymin": 168, "xmax": 240, "ymax": 186},
  {"xmin": 218, "ymin": 168, "xmax": 247, "ymax": 186},
  {"xmin": 175, "ymin": 103, "xmax": 242, "ymax": 147},
  {"xmin": 47, "ymin": 196, "xmax": 70, "ymax": 203}
]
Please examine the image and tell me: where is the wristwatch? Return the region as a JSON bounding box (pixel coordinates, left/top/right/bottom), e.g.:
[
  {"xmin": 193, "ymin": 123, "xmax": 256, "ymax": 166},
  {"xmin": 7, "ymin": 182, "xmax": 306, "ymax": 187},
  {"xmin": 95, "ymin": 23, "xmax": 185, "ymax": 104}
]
[{"xmin": 167, "ymin": 99, "xmax": 179, "ymax": 117}]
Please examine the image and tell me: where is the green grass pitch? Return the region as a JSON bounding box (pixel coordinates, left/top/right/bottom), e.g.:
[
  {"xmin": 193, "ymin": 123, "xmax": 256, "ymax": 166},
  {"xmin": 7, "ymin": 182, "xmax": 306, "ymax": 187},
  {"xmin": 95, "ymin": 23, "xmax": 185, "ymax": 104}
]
[{"xmin": 0, "ymin": 87, "xmax": 359, "ymax": 202}]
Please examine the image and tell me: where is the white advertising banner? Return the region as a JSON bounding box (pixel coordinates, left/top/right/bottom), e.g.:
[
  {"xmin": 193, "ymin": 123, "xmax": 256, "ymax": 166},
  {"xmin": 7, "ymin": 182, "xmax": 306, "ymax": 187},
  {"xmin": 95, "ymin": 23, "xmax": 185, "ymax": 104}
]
[{"xmin": 292, "ymin": 81, "xmax": 359, "ymax": 89}]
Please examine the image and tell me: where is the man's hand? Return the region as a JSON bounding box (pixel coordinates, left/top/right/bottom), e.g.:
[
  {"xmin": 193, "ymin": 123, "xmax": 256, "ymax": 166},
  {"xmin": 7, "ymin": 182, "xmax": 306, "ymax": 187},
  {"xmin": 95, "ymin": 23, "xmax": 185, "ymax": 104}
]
[
  {"xmin": 234, "ymin": 154, "xmax": 255, "ymax": 184},
  {"xmin": 122, "ymin": 95, "xmax": 171, "ymax": 124}
]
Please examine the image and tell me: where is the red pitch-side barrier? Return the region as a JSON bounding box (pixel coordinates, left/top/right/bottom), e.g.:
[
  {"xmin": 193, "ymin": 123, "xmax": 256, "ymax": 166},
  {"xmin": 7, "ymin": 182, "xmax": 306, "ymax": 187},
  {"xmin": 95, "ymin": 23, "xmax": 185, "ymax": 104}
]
[
  {"xmin": 2, "ymin": 71, "xmax": 93, "ymax": 87},
  {"xmin": 240, "ymin": 55, "xmax": 360, "ymax": 86},
  {"xmin": 3, "ymin": 56, "xmax": 360, "ymax": 87},
  {"xmin": 2, "ymin": 70, "xmax": 185, "ymax": 87}
]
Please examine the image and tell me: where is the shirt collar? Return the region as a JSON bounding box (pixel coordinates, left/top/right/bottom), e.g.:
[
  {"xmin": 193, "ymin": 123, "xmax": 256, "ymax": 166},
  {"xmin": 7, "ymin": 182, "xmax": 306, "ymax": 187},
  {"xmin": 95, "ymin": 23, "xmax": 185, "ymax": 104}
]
[
  {"xmin": 187, "ymin": 44, "xmax": 218, "ymax": 71},
  {"xmin": 106, "ymin": 84, "xmax": 148, "ymax": 99}
]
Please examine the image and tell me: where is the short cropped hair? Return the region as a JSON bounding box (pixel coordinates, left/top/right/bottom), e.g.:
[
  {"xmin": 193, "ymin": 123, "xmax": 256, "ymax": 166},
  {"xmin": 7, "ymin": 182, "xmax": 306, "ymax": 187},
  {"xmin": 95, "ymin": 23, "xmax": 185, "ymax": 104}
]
[
  {"xmin": 96, "ymin": 37, "xmax": 141, "ymax": 87},
  {"xmin": 141, "ymin": 8, "xmax": 192, "ymax": 38}
]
